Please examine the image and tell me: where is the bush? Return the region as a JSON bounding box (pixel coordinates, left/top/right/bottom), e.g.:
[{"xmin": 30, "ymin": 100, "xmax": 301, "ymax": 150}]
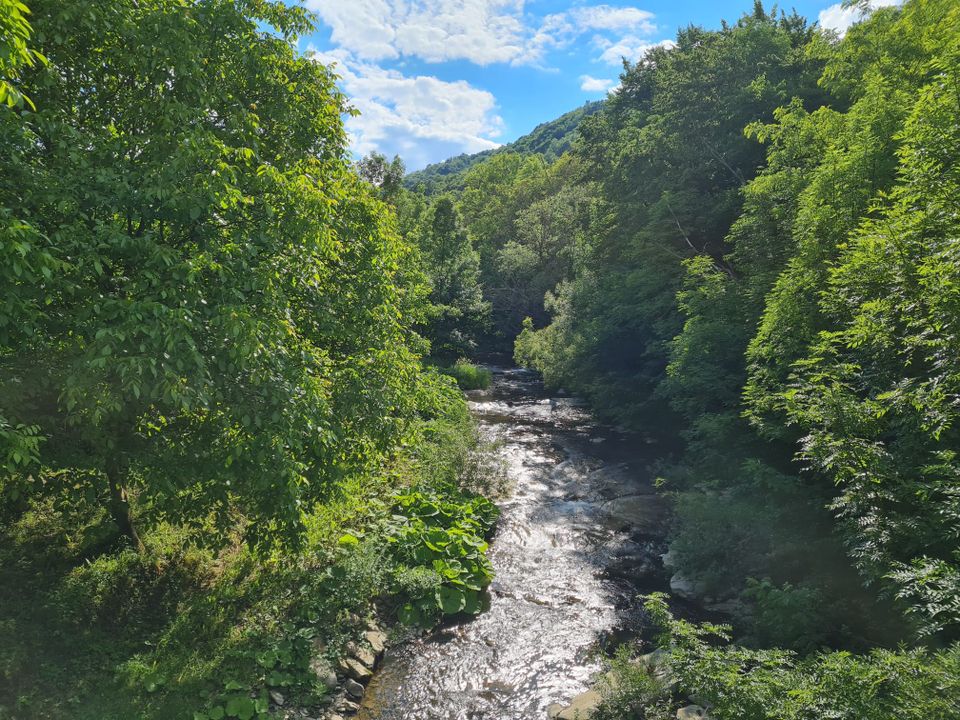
[
  {"xmin": 598, "ymin": 595, "xmax": 960, "ymax": 720},
  {"xmin": 440, "ymin": 359, "xmax": 492, "ymax": 390},
  {"xmin": 383, "ymin": 487, "xmax": 498, "ymax": 625}
]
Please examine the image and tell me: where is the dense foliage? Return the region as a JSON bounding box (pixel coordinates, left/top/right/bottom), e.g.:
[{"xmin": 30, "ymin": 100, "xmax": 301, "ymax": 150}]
[
  {"xmin": 0, "ymin": 2, "xmax": 496, "ymax": 718},
  {"xmin": 0, "ymin": 0, "xmax": 444, "ymax": 551},
  {"xmin": 510, "ymin": 0, "xmax": 960, "ymax": 649},
  {"xmin": 595, "ymin": 595, "xmax": 960, "ymax": 720},
  {"xmin": 5, "ymin": 0, "xmax": 960, "ymax": 716}
]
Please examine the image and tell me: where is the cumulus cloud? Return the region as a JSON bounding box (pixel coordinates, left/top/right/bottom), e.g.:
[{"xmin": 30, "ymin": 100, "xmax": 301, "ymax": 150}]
[
  {"xmin": 303, "ymin": 2, "xmax": 673, "ymax": 166},
  {"xmin": 818, "ymin": 0, "xmax": 901, "ymax": 36},
  {"xmin": 579, "ymin": 75, "xmax": 616, "ymax": 93},
  {"xmin": 305, "ymin": 1, "xmax": 663, "ymax": 68},
  {"xmin": 568, "ymin": 5, "xmax": 656, "ymax": 33},
  {"xmin": 312, "ymin": 49, "xmax": 503, "ymax": 170},
  {"xmin": 306, "ymin": 0, "xmax": 526, "ymax": 65}
]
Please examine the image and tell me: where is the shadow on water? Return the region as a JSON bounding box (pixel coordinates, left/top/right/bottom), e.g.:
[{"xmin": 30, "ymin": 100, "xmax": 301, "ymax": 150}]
[{"xmin": 359, "ymin": 367, "xmax": 675, "ymax": 720}]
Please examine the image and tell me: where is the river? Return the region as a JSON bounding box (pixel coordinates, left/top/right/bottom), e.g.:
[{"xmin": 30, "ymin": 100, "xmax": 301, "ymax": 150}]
[{"xmin": 359, "ymin": 367, "xmax": 672, "ymax": 720}]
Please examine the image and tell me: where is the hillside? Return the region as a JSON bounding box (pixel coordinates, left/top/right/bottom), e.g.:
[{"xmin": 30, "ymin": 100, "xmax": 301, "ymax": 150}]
[{"xmin": 403, "ymin": 100, "xmax": 603, "ymax": 195}]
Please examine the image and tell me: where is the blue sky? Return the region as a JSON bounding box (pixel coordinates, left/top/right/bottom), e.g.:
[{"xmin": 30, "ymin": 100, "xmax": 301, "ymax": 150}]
[{"xmin": 296, "ymin": 0, "xmax": 898, "ymax": 170}]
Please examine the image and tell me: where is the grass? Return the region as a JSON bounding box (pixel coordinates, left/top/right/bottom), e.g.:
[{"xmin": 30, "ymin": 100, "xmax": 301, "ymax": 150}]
[
  {"xmin": 434, "ymin": 359, "xmax": 492, "ymax": 391},
  {"xmin": 0, "ymin": 407, "xmax": 496, "ymax": 720}
]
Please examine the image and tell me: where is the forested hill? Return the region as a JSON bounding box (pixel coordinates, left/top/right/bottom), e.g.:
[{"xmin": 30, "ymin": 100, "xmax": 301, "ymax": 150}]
[{"xmin": 403, "ymin": 100, "xmax": 603, "ymax": 195}]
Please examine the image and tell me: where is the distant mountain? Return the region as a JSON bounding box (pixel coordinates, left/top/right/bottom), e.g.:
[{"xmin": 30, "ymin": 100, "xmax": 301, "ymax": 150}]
[{"xmin": 404, "ymin": 100, "xmax": 604, "ymax": 195}]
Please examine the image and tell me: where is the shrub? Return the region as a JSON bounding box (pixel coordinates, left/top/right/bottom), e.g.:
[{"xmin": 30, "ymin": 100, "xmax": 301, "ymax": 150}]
[
  {"xmin": 599, "ymin": 594, "xmax": 960, "ymax": 720},
  {"xmin": 441, "ymin": 359, "xmax": 492, "ymax": 390}
]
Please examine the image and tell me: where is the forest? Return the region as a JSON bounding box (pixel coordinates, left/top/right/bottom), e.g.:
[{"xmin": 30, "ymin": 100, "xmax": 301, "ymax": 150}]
[{"xmin": 2, "ymin": 0, "xmax": 959, "ymax": 719}]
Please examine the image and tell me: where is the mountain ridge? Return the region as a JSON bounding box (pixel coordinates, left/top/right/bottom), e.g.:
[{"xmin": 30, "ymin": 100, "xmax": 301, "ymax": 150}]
[{"xmin": 403, "ymin": 100, "xmax": 603, "ymax": 195}]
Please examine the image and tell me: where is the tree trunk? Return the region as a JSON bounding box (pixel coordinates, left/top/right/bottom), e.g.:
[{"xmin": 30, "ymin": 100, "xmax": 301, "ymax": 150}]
[{"xmin": 105, "ymin": 459, "xmax": 144, "ymax": 552}]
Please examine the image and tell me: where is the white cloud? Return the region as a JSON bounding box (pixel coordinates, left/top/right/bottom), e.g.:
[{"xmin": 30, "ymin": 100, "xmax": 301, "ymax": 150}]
[
  {"xmin": 818, "ymin": 0, "xmax": 901, "ymax": 36},
  {"xmin": 580, "ymin": 75, "xmax": 615, "ymax": 93},
  {"xmin": 312, "ymin": 49, "xmax": 503, "ymax": 170},
  {"xmin": 306, "ymin": 0, "xmax": 526, "ymax": 65},
  {"xmin": 597, "ymin": 36, "xmax": 675, "ymax": 66},
  {"xmin": 305, "ymin": 1, "xmax": 664, "ymax": 68},
  {"xmin": 303, "ymin": 3, "xmax": 674, "ymax": 166},
  {"xmin": 569, "ymin": 5, "xmax": 656, "ymax": 33}
]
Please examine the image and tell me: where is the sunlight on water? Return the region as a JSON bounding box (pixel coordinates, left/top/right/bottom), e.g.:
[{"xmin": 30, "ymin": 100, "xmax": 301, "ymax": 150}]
[{"xmin": 359, "ymin": 368, "xmax": 667, "ymax": 720}]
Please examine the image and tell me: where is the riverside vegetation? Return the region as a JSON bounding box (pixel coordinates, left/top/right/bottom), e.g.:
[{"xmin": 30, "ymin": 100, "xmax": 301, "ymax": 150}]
[
  {"xmin": 0, "ymin": 2, "xmax": 496, "ymax": 718},
  {"xmin": 2, "ymin": 0, "xmax": 960, "ymax": 719}
]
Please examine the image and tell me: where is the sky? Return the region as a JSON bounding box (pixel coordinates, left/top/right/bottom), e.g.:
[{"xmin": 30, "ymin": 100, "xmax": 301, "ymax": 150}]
[{"xmin": 296, "ymin": 0, "xmax": 900, "ymax": 170}]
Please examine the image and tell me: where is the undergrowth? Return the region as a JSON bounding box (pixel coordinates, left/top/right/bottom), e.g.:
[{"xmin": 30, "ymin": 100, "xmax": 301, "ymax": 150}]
[
  {"xmin": 432, "ymin": 359, "xmax": 492, "ymax": 391},
  {"xmin": 594, "ymin": 595, "xmax": 960, "ymax": 720},
  {"xmin": 0, "ymin": 388, "xmax": 497, "ymax": 720}
]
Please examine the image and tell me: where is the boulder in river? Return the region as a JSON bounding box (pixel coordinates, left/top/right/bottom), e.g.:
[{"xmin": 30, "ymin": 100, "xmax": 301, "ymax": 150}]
[
  {"xmin": 547, "ymin": 689, "xmax": 603, "ymax": 719},
  {"xmin": 364, "ymin": 629, "xmax": 388, "ymax": 655},
  {"xmin": 669, "ymin": 572, "xmax": 704, "ymax": 600},
  {"xmin": 353, "ymin": 645, "xmax": 377, "ymax": 669},
  {"xmin": 600, "ymin": 493, "xmax": 667, "ymax": 534}
]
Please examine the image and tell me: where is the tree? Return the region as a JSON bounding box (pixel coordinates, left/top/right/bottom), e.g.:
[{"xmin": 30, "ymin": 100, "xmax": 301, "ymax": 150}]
[
  {"xmin": 357, "ymin": 151, "xmax": 406, "ymax": 204},
  {"xmin": 0, "ymin": 0, "xmax": 428, "ymax": 550},
  {"xmin": 418, "ymin": 198, "xmax": 489, "ymax": 359}
]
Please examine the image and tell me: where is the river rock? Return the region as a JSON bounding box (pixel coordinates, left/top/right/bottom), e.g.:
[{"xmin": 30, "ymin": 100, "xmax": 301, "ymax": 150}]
[
  {"xmin": 669, "ymin": 572, "xmax": 703, "ymax": 600},
  {"xmin": 339, "ymin": 699, "xmax": 360, "ymax": 713},
  {"xmin": 269, "ymin": 690, "xmax": 285, "ymax": 706},
  {"xmin": 344, "ymin": 679, "xmax": 364, "ymax": 700},
  {"xmin": 547, "ymin": 689, "xmax": 602, "ymax": 719},
  {"xmin": 310, "ymin": 656, "xmax": 338, "ymax": 690},
  {"xmin": 338, "ymin": 656, "xmax": 372, "ymax": 682},
  {"xmin": 636, "ymin": 648, "xmax": 677, "ymax": 691},
  {"xmin": 600, "ymin": 494, "xmax": 667, "ymax": 533},
  {"xmin": 638, "ymin": 648, "xmax": 669, "ymax": 671},
  {"xmin": 364, "ymin": 629, "xmax": 387, "ymax": 655},
  {"xmin": 353, "ymin": 646, "xmax": 377, "ymax": 669},
  {"xmin": 677, "ymin": 705, "xmax": 708, "ymax": 720}
]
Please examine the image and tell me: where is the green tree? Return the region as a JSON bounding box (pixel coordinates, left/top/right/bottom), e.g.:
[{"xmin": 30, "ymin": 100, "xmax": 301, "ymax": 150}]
[
  {"xmin": 357, "ymin": 151, "xmax": 406, "ymax": 204},
  {"xmin": 417, "ymin": 198, "xmax": 489, "ymax": 358},
  {"xmin": 0, "ymin": 0, "xmax": 428, "ymax": 550}
]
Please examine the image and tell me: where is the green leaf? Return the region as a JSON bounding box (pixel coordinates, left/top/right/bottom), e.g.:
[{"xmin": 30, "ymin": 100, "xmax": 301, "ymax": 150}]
[
  {"xmin": 437, "ymin": 585, "xmax": 466, "ymax": 615},
  {"xmin": 338, "ymin": 533, "xmax": 360, "ymax": 546},
  {"xmin": 226, "ymin": 695, "xmax": 255, "ymax": 720}
]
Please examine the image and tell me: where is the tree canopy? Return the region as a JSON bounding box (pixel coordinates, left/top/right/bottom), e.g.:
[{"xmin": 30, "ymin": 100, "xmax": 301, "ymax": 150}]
[{"xmin": 1, "ymin": 0, "xmax": 435, "ymax": 549}]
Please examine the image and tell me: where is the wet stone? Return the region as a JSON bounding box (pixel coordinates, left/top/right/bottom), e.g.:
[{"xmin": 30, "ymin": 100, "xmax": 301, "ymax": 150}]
[
  {"xmin": 548, "ymin": 690, "xmax": 603, "ymax": 719},
  {"xmin": 354, "ymin": 647, "xmax": 377, "ymax": 669}
]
